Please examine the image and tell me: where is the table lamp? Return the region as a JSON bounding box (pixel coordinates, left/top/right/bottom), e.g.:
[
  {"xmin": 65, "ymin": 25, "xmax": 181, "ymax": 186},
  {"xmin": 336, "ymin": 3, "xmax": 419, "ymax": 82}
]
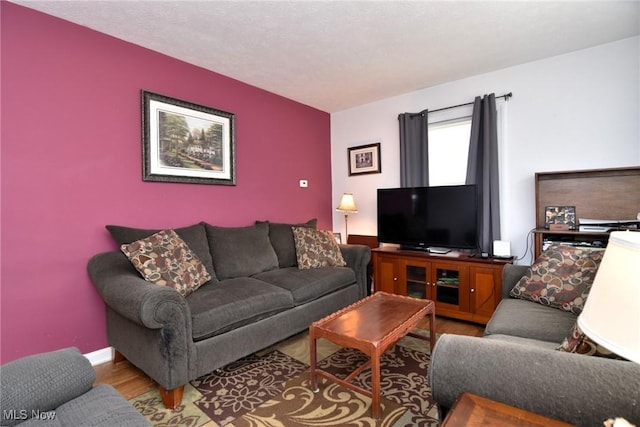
[
  {"xmin": 336, "ymin": 193, "xmax": 358, "ymax": 239},
  {"xmin": 577, "ymin": 231, "xmax": 640, "ymax": 363}
]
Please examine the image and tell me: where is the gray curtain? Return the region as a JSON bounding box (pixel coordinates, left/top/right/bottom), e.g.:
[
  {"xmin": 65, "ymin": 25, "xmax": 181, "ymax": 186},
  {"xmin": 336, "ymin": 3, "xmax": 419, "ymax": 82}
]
[
  {"xmin": 466, "ymin": 93, "xmax": 501, "ymax": 253},
  {"xmin": 398, "ymin": 110, "xmax": 429, "ymax": 187}
]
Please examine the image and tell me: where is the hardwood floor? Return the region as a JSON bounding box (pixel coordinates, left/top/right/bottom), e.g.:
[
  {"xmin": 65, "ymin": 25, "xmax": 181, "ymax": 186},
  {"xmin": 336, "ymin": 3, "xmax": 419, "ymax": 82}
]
[
  {"xmin": 427, "ymin": 316, "xmax": 485, "ymax": 338},
  {"xmin": 94, "ymin": 355, "xmax": 156, "ymax": 400},
  {"xmin": 94, "ymin": 316, "xmax": 484, "ymax": 400}
]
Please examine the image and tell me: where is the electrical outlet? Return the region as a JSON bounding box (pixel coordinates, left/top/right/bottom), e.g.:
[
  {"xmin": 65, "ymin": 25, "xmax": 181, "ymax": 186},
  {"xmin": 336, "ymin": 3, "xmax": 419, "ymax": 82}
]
[{"xmin": 299, "ymin": 180, "xmax": 308, "ymax": 188}]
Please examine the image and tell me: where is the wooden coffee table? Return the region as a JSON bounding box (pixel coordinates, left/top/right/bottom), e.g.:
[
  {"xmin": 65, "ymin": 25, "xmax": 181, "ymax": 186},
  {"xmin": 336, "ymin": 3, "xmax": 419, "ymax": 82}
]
[{"xmin": 309, "ymin": 291, "xmax": 435, "ymax": 418}]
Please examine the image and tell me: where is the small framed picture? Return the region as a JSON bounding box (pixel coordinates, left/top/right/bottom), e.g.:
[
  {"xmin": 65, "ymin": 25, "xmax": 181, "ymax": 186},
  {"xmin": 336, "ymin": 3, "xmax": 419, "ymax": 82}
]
[
  {"xmin": 545, "ymin": 206, "xmax": 576, "ymax": 230},
  {"xmin": 333, "ymin": 232, "xmax": 342, "ymax": 244},
  {"xmin": 348, "ymin": 143, "xmax": 381, "ymax": 176}
]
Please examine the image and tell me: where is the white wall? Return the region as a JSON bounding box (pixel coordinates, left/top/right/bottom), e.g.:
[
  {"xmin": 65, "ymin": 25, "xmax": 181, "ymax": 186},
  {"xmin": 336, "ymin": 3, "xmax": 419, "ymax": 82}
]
[{"xmin": 331, "ymin": 36, "xmax": 640, "ymax": 264}]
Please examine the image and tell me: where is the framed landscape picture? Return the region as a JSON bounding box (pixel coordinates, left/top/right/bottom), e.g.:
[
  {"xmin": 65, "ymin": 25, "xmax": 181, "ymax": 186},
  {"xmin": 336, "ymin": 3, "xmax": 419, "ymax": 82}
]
[
  {"xmin": 142, "ymin": 90, "xmax": 236, "ymax": 185},
  {"xmin": 348, "ymin": 142, "xmax": 381, "ymax": 176}
]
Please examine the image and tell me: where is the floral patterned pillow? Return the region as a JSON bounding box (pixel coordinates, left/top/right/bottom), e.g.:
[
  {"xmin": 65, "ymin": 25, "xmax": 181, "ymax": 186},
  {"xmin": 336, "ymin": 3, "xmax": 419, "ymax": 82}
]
[
  {"xmin": 121, "ymin": 229, "xmax": 211, "ymax": 297},
  {"xmin": 292, "ymin": 227, "xmax": 346, "ymax": 269},
  {"xmin": 509, "ymin": 245, "xmax": 604, "ymax": 314},
  {"xmin": 557, "ymin": 322, "xmax": 626, "ymax": 360}
]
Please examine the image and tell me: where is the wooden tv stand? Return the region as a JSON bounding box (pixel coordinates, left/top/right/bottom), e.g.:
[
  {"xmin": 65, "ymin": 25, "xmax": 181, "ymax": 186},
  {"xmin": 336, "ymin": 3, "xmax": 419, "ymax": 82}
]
[{"xmin": 372, "ymin": 247, "xmax": 512, "ymax": 325}]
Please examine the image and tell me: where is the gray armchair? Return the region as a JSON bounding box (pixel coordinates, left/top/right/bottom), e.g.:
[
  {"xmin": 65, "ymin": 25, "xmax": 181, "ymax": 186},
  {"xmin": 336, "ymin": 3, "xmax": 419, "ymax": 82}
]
[
  {"xmin": 0, "ymin": 347, "xmax": 149, "ymax": 426},
  {"xmin": 429, "ymin": 264, "xmax": 640, "ymax": 425}
]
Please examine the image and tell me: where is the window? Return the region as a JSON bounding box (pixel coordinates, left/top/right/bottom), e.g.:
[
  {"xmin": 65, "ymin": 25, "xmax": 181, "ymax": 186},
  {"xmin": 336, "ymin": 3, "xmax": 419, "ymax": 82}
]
[{"xmin": 428, "ymin": 117, "xmax": 471, "ymax": 186}]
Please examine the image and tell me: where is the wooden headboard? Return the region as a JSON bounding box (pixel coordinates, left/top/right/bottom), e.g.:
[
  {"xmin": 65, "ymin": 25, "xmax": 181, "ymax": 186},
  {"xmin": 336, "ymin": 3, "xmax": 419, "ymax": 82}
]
[{"xmin": 535, "ymin": 166, "xmax": 640, "ymax": 228}]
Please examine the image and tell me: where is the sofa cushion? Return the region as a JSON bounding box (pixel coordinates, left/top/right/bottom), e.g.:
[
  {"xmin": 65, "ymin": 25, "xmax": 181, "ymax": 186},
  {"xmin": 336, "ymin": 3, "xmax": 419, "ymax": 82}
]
[
  {"xmin": 257, "ymin": 219, "xmax": 318, "ymax": 268},
  {"xmin": 121, "ymin": 229, "xmax": 211, "ymax": 297},
  {"xmin": 253, "ymin": 266, "xmax": 355, "ymax": 305},
  {"xmin": 186, "ymin": 277, "xmax": 294, "ymax": 341},
  {"xmin": 106, "ymin": 223, "xmax": 217, "ymax": 281},
  {"xmin": 204, "ymin": 222, "xmax": 279, "ymax": 280},
  {"xmin": 292, "ymin": 227, "xmax": 346, "ymax": 269},
  {"xmin": 557, "ymin": 322, "xmax": 626, "ymax": 360},
  {"xmin": 509, "ymin": 245, "xmax": 604, "ymax": 314},
  {"xmin": 484, "ymin": 298, "xmax": 577, "ymax": 343}
]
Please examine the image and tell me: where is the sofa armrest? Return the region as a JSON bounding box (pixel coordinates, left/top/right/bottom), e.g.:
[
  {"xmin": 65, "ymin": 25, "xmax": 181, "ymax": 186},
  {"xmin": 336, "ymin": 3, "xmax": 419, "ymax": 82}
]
[
  {"xmin": 430, "ymin": 334, "xmax": 640, "ymax": 425},
  {"xmin": 501, "ymin": 264, "xmax": 529, "ymax": 299},
  {"xmin": 0, "ymin": 348, "xmax": 95, "ymax": 427},
  {"xmin": 88, "ymin": 251, "xmax": 192, "ymax": 331},
  {"xmin": 339, "ymin": 244, "xmax": 371, "ymax": 299}
]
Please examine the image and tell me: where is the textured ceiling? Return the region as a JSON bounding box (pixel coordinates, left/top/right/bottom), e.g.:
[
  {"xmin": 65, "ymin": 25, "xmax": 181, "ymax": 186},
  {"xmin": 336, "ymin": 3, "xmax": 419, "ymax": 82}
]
[{"xmin": 10, "ymin": 1, "xmax": 640, "ymax": 112}]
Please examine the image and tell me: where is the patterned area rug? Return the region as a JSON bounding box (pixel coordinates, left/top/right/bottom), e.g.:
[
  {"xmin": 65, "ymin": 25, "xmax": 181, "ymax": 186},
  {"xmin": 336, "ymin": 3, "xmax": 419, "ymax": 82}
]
[
  {"xmin": 192, "ymin": 350, "xmax": 308, "ymax": 425},
  {"xmin": 129, "ymin": 331, "xmax": 439, "ymax": 426}
]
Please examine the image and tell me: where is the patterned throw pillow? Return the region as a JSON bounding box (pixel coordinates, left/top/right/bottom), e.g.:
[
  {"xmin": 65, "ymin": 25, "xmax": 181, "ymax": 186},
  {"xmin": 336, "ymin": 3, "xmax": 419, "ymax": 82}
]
[
  {"xmin": 106, "ymin": 223, "xmax": 217, "ymax": 282},
  {"xmin": 509, "ymin": 245, "xmax": 604, "ymax": 314},
  {"xmin": 292, "ymin": 227, "xmax": 346, "ymax": 269},
  {"xmin": 121, "ymin": 229, "xmax": 211, "ymax": 297},
  {"xmin": 557, "ymin": 322, "xmax": 626, "ymax": 360}
]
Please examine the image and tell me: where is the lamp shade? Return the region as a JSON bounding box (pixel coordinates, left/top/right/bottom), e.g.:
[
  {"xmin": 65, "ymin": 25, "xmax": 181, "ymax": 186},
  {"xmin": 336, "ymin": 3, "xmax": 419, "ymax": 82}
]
[
  {"xmin": 336, "ymin": 193, "xmax": 358, "ymax": 213},
  {"xmin": 577, "ymin": 231, "xmax": 640, "ymax": 364}
]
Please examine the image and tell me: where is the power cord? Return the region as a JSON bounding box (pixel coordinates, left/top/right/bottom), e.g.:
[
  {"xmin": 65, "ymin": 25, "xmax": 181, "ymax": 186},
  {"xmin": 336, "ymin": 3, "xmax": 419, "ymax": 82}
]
[{"xmin": 513, "ymin": 227, "xmax": 536, "ymax": 262}]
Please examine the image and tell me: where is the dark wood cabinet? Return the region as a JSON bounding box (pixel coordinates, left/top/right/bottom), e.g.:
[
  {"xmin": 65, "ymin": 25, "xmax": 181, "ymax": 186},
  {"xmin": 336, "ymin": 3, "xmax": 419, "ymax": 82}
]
[
  {"xmin": 372, "ymin": 248, "xmax": 510, "ymax": 324},
  {"xmin": 533, "ymin": 167, "xmax": 640, "ymax": 258}
]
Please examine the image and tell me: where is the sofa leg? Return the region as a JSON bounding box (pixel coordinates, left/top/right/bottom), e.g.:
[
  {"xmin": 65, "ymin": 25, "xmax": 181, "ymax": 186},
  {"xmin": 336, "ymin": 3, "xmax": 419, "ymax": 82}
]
[
  {"xmin": 113, "ymin": 349, "xmax": 126, "ymax": 364},
  {"xmin": 159, "ymin": 385, "xmax": 184, "ymax": 409}
]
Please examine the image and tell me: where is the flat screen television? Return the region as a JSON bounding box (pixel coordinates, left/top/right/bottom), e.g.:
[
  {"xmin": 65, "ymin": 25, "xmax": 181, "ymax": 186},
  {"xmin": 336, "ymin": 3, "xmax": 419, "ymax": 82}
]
[{"xmin": 377, "ymin": 185, "xmax": 478, "ymax": 252}]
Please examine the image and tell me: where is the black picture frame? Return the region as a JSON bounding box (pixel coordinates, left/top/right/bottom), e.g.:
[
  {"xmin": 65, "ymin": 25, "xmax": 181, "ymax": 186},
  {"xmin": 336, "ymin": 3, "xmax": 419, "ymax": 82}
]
[
  {"xmin": 142, "ymin": 90, "xmax": 236, "ymax": 185},
  {"xmin": 545, "ymin": 205, "xmax": 577, "ymax": 230},
  {"xmin": 348, "ymin": 143, "xmax": 381, "ymax": 176}
]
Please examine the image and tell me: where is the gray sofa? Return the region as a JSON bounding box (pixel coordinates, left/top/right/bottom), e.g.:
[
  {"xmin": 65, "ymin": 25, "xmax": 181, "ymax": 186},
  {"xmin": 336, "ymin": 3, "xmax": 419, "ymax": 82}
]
[
  {"xmin": 430, "ymin": 264, "xmax": 640, "ymax": 426},
  {"xmin": 0, "ymin": 347, "xmax": 150, "ymax": 426},
  {"xmin": 88, "ymin": 220, "xmax": 371, "ymax": 408}
]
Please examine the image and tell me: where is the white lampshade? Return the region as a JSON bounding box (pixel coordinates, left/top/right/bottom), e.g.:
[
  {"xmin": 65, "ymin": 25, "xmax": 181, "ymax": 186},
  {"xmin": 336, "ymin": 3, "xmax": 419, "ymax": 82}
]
[
  {"xmin": 336, "ymin": 193, "xmax": 358, "ymax": 213},
  {"xmin": 577, "ymin": 231, "xmax": 640, "ymax": 364}
]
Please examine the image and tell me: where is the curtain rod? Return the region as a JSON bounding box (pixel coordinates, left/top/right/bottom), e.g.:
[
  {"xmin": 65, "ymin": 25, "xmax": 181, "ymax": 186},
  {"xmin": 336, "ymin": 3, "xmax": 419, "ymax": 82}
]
[{"xmin": 407, "ymin": 92, "xmax": 513, "ymax": 117}]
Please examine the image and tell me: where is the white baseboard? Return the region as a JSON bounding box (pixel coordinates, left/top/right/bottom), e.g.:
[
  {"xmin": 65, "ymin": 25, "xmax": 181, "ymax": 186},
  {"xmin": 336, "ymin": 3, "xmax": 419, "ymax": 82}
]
[{"xmin": 84, "ymin": 346, "xmax": 113, "ymax": 366}]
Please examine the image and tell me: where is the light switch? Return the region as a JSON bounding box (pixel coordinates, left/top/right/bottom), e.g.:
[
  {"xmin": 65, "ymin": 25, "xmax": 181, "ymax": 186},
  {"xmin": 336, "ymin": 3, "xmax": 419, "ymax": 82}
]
[{"xmin": 299, "ymin": 180, "xmax": 308, "ymax": 188}]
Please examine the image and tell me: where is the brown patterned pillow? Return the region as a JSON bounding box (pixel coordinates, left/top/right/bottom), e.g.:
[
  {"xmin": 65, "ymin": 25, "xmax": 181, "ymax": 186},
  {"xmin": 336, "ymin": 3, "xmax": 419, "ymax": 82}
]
[
  {"xmin": 557, "ymin": 322, "xmax": 626, "ymax": 360},
  {"xmin": 292, "ymin": 227, "xmax": 346, "ymax": 269},
  {"xmin": 121, "ymin": 229, "xmax": 211, "ymax": 297},
  {"xmin": 509, "ymin": 245, "xmax": 604, "ymax": 314}
]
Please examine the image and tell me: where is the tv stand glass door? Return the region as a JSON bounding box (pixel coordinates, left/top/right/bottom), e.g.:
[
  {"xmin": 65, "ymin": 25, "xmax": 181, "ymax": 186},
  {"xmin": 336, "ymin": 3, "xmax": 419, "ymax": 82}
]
[
  {"xmin": 406, "ymin": 264, "xmax": 428, "ymax": 299},
  {"xmin": 435, "ymin": 267, "xmax": 460, "ymax": 305},
  {"xmin": 398, "ymin": 259, "xmax": 469, "ymax": 311}
]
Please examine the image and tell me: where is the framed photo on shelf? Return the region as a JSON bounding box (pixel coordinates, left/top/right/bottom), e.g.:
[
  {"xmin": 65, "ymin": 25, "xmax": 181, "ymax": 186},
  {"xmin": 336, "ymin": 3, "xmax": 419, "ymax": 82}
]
[
  {"xmin": 333, "ymin": 232, "xmax": 342, "ymax": 244},
  {"xmin": 142, "ymin": 90, "xmax": 236, "ymax": 185},
  {"xmin": 545, "ymin": 206, "xmax": 576, "ymax": 230},
  {"xmin": 348, "ymin": 143, "xmax": 381, "ymax": 176}
]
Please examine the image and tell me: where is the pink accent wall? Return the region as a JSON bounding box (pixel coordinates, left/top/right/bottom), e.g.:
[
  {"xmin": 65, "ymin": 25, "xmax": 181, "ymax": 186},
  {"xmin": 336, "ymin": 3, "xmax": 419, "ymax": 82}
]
[{"xmin": 0, "ymin": 2, "xmax": 332, "ymax": 363}]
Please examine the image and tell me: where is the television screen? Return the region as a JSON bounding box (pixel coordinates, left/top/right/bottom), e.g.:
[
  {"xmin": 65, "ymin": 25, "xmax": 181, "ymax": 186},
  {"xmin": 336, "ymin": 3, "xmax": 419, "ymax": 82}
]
[{"xmin": 377, "ymin": 185, "xmax": 478, "ymax": 250}]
